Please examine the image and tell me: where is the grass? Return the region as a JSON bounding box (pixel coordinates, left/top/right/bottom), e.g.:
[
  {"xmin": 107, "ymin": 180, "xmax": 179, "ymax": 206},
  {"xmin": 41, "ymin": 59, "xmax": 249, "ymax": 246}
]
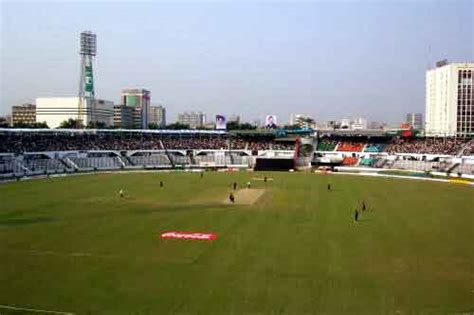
[{"xmin": 0, "ymin": 171, "xmax": 473, "ymax": 314}]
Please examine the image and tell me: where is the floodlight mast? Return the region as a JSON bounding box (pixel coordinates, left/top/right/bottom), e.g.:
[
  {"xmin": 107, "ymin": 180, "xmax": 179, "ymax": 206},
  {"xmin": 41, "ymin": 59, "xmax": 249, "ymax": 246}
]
[{"xmin": 78, "ymin": 31, "xmax": 97, "ymax": 128}]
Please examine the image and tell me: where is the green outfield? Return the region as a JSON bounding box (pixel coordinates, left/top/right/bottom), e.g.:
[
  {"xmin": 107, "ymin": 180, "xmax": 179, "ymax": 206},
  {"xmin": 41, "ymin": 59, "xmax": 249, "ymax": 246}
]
[{"xmin": 0, "ymin": 172, "xmax": 473, "ymax": 314}]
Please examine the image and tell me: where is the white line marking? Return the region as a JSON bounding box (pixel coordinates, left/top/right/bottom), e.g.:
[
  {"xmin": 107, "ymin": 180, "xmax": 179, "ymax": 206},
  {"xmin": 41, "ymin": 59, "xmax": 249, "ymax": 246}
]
[{"xmin": 0, "ymin": 304, "xmax": 74, "ymax": 314}]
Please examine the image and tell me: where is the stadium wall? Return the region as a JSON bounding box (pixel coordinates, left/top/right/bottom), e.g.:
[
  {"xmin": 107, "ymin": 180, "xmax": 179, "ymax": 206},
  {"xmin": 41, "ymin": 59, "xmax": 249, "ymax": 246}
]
[{"xmin": 1, "ymin": 149, "xmax": 474, "ymax": 181}]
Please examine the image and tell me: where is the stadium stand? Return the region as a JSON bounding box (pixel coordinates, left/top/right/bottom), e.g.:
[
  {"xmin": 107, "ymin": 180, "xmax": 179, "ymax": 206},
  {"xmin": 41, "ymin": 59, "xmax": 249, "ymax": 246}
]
[
  {"xmin": 453, "ymin": 163, "xmax": 474, "ymax": 175},
  {"xmin": 342, "ymin": 157, "xmax": 359, "ymax": 166},
  {"xmin": 0, "ymin": 130, "xmax": 296, "ymax": 153},
  {"xmin": 69, "ymin": 157, "xmax": 122, "ymax": 171},
  {"xmin": 24, "ymin": 158, "xmax": 66, "ymax": 173},
  {"xmin": 2, "ymin": 130, "xmax": 471, "ymax": 155},
  {"xmin": 230, "ymin": 154, "xmax": 251, "ymax": 166},
  {"xmin": 128, "ymin": 154, "xmax": 172, "ymax": 168},
  {"xmin": 0, "ymin": 160, "xmax": 24, "ymax": 174},
  {"xmin": 230, "ymin": 138, "xmax": 247, "ymax": 150},
  {"xmin": 169, "ymin": 153, "xmax": 189, "ymax": 165},
  {"xmin": 194, "ymin": 154, "xmax": 218, "ymax": 165},
  {"xmin": 359, "ymin": 157, "xmax": 375, "ymax": 166},
  {"xmin": 337, "ymin": 142, "xmax": 365, "ymax": 152},
  {"xmin": 458, "ymin": 139, "xmax": 474, "ymax": 156},
  {"xmin": 389, "ymin": 158, "xmax": 441, "ymax": 171},
  {"xmin": 385, "ymin": 137, "xmax": 466, "ymax": 155},
  {"xmin": 161, "ymin": 135, "xmax": 228, "ymax": 150},
  {"xmin": 364, "ymin": 143, "xmax": 386, "ymax": 152},
  {"xmin": 119, "ymin": 156, "xmax": 135, "ymax": 167},
  {"xmin": 316, "ymin": 139, "xmax": 337, "ymax": 151},
  {"xmin": 1, "ymin": 129, "xmax": 474, "ymax": 179},
  {"xmin": 273, "ymin": 142, "xmax": 295, "ymax": 150}
]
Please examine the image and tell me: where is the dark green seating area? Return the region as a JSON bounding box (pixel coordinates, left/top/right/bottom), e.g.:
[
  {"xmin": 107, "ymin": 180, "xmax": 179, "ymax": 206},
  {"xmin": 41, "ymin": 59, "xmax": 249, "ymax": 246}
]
[{"xmin": 317, "ymin": 142, "xmax": 337, "ymax": 151}]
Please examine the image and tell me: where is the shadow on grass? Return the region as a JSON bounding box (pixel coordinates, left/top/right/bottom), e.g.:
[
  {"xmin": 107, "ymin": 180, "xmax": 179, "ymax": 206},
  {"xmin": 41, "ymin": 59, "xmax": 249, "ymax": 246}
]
[
  {"xmin": 0, "ymin": 216, "xmax": 56, "ymax": 226},
  {"xmin": 122, "ymin": 201, "xmax": 251, "ymax": 215}
]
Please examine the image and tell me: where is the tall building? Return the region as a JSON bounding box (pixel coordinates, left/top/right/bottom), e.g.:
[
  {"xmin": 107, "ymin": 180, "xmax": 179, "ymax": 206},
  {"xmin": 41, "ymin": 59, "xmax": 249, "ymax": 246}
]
[
  {"xmin": 11, "ymin": 104, "xmax": 36, "ymax": 126},
  {"xmin": 289, "ymin": 114, "xmax": 316, "ymax": 129},
  {"xmin": 228, "ymin": 114, "xmax": 240, "ymax": 123},
  {"xmin": 121, "ymin": 89, "xmax": 150, "ymax": 129},
  {"xmin": 368, "ymin": 121, "xmax": 386, "ymax": 130},
  {"xmin": 351, "ymin": 117, "xmax": 367, "ymax": 130},
  {"xmin": 325, "ymin": 120, "xmax": 339, "ymax": 130},
  {"xmin": 406, "ymin": 113, "xmax": 423, "ymax": 129},
  {"xmin": 36, "ymin": 97, "xmax": 114, "ymax": 128},
  {"xmin": 340, "ymin": 118, "xmax": 351, "ymax": 129},
  {"xmin": 113, "ymin": 105, "xmax": 134, "ymax": 129},
  {"xmin": 149, "ymin": 106, "xmax": 166, "ymax": 127},
  {"xmin": 251, "ymin": 118, "xmax": 261, "ymax": 128},
  {"xmin": 289, "ymin": 114, "xmax": 300, "ymax": 125},
  {"xmin": 426, "ymin": 62, "xmax": 474, "ymax": 136},
  {"xmin": 177, "ymin": 111, "xmax": 206, "ymax": 129}
]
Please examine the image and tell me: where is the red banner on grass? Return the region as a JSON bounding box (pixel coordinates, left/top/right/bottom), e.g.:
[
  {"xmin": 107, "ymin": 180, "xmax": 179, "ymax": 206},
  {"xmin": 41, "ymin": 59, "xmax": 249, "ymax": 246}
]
[{"xmin": 160, "ymin": 231, "xmax": 217, "ymax": 241}]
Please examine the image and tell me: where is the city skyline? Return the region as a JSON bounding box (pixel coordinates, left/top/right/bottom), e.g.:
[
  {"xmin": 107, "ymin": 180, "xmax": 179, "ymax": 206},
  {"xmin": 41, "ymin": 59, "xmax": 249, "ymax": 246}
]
[{"xmin": 1, "ymin": 1, "xmax": 473, "ymax": 124}]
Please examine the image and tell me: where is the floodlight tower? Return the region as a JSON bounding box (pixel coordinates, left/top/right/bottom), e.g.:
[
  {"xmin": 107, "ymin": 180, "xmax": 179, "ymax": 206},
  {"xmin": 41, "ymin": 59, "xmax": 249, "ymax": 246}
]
[{"xmin": 78, "ymin": 31, "xmax": 97, "ymax": 127}]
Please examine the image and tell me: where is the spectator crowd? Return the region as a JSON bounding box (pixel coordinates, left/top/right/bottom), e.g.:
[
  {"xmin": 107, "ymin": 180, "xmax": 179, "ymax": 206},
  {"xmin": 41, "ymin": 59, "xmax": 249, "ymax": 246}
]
[
  {"xmin": 0, "ymin": 131, "xmax": 471, "ymax": 155},
  {"xmin": 385, "ymin": 137, "xmax": 467, "ymax": 155},
  {"xmin": 0, "ymin": 132, "xmax": 294, "ymax": 153}
]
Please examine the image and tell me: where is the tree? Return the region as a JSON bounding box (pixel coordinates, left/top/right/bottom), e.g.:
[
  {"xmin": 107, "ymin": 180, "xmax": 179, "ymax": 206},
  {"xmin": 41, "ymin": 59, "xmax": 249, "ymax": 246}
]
[
  {"xmin": 59, "ymin": 118, "xmax": 84, "ymax": 129},
  {"xmin": 148, "ymin": 123, "xmax": 160, "ymax": 129},
  {"xmin": 301, "ymin": 117, "xmax": 315, "ymax": 128},
  {"xmin": 12, "ymin": 121, "xmax": 49, "ymax": 129},
  {"xmin": 165, "ymin": 122, "xmax": 190, "ymax": 130},
  {"xmin": 0, "ymin": 117, "xmax": 10, "ymax": 128},
  {"xmin": 240, "ymin": 123, "xmax": 257, "ymax": 130},
  {"xmin": 226, "ymin": 121, "xmax": 240, "ymax": 130},
  {"xmin": 196, "ymin": 125, "xmax": 212, "ymax": 130},
  {"xmin": 86, "ymin": 121, "xmax": 107, "ymax": 129},
  {"xmin": 281, "ymin": 124, "xmax": 301, "ymax": 130},
  {"xmin": 34, "ymin": 121, "xmax": 49, "ymax": 129},
  {"xmin": 226, "ymin": 121, "xmax": 257, "ymax": 130}
]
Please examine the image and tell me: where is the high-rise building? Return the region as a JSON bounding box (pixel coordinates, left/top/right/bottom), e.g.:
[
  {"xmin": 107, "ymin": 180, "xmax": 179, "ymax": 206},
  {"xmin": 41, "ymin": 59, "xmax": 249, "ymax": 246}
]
[
  {"xmin": 11, "ymin": 104, "xmax": 36, "ymax": 126},
  {"xmin": 149, "ymin": 106, "xmax": 166, "ymax": 127},
  {"xmin": 113, "ymin": 105, "xmax": 134, "ymax": 129},
  {"xmin": 406, "ymin": 113, "xmax": 423, "ymax": 130},
  {"xmin": 340, "ymin": 118, "xmax": 351, "ymax": 129},
  {"xmin": 351, "ymin": 117, "xmax": 367, "ymax": 130},
  {"xmin": 228, "ymin": 115, "xmax": 240, "ymax": 123},
  {"xmin": 425, "ymin": 62, "xmax": 474, "ymax": 136},
  {"xmin": 36, "ymin": 97, "xmax": 114, "ymax": 128},
  {"xmin": 289, "ymin": 114, "xmax": 316, "ymax": 129},
  {"xmin": 368, "ymin": 121, "xmax": 386, "ymax": 130},
  {"xmin": 177, "ymin": 111, "xmax": 206, "ymax": 129},
  {"xmin": 251, "ymin": 118, "xmax": 261, "ymax": 128},
  {"xmin": 121, "ymin": 89, "xmax": 151, "ymax": 129},
  {"xmin": 290, "ymin": 114, "xmax": 310, "ymax": 126},
  {"xmin": 289, "ymin": 114, "xmax": 299, "ymax": 125}
]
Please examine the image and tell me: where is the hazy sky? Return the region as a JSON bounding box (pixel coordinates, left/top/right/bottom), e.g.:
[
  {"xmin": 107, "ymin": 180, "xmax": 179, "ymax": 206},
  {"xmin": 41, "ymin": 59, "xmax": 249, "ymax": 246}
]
[{"xmin": 1, "ymin": 1, "xmax": 473, "ymax": 124}]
